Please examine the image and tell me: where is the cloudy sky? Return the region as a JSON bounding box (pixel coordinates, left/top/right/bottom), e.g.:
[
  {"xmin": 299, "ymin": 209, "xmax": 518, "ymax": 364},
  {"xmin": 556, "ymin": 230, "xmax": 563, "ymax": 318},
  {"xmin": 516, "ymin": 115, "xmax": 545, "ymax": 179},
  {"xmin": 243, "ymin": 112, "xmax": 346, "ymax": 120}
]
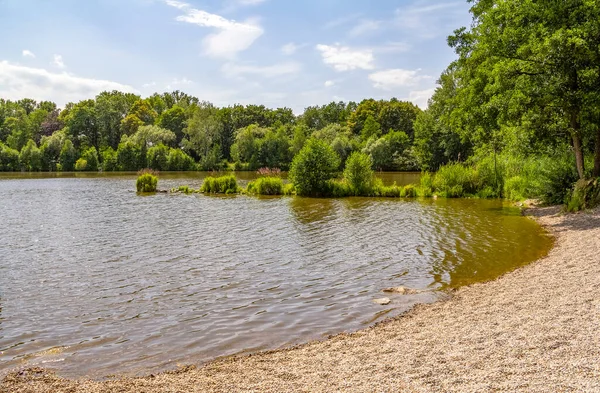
[{"xmin": 0, "ymin": 0, "xmax": 472, "ymax": 112}]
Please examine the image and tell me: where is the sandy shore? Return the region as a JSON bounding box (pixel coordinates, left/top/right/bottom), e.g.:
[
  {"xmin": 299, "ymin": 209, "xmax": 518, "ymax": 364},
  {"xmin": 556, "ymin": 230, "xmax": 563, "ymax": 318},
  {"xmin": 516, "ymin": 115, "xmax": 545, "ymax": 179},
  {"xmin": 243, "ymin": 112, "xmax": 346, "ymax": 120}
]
[{"xmin": 3, "ymin": 206, "xmax": 600, "ymax": 393}]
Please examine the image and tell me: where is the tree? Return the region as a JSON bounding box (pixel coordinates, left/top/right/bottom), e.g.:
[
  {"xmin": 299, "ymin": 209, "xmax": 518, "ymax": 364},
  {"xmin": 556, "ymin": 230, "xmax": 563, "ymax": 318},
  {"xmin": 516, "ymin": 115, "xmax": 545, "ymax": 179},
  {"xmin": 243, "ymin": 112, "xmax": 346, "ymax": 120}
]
[
  {"xmin": 19, "ymin": 140, "xmax": 42, "ymax": 171},
  {"xmin": 344, "ymin": 152, "xmax": 374, "ymax": 195},
  {"xmin": 289, "ymin": 138, "xmax": 340, "ymax": 196},
  {"xmin": 448, "ymin": 0, "xmax": 600, "ymax": 179},
  {"xmin": 127, "ymin": 125, "xmax": 176, "ymax": 148},
  {"xmin": 147, "ymin": 144, "xmax": 170, "ymax": 171},
  {"xmin": 158, "ymin": 105, "xmax": 186, "ymax": 144},
  {"xmin": 183, "ymin": 109, "xmax": 223, "ymax": 165},
  {"xmin": 361, "ymin": 115, "xmax": 382, "ymax": 140},
  {"xmin": 59, "ymin": 139, "xmax": 77, "ymax": 171}
]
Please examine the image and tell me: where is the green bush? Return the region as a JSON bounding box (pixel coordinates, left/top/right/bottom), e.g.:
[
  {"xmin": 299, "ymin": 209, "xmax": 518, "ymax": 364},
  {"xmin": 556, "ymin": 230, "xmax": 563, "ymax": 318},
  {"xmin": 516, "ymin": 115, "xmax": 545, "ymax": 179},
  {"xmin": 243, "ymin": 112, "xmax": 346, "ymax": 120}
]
[
  {"xmin": 200, "ymin": 175, "xmax": 239, "ymax": 194},
  {"xmin": 327, "ymin": 180, "xmax": 352, "ymax": 197},
  {"xmin": 0, "ymin": 143, "xmax": 20, "ymax": 171},
  {"xmin": 102, "ymin": 147, "xmax": 118, "ymax": 172},
  {"xmin": 343, "ymin": 152, "xmax": 374, "ymax": 196},
  {"xmin": 147, "ymin": 144, "xmax": 170, "ymax": 171},
  {"xmin": 136, "ymin": 169, "xmax": 158, "ymax": 192},
  {"xmin": 19, "ymin": 140, "xmax": 42, "ymax": 172},
  {"xmin": 173, "ymin": 185, "xmax": 195, "ymax": 194},
  {"xmin": 75, "ymin": 158, "xmax": 88, "ymax": 171},
  {"xmin": 528, "ymin": 154, "xmax": 578, "ymax": 205},
  {"xmin": 432, "ymin": 163, "xmax": 477, "ymax": 197},
  {"xmin": 504, "ymin": 176, "xmax": 528, "ymax": 201},
  {"xmin": 167, "ymin": 149, "xmax": 195, "ymax": 171},
  {"xmin": 403, "ymin": 184, "xmax": 417, "ymax": 198},
  {"xmin": 283, "ymin": 183, "xmax": 296, "ymax": 196},
  {"xmin": 249, "ymin": 176, "xmax": 284, "ymax": 195},
  {"xmin": 81, "ymin": 147, "xmax": 99, "ymax": 172},
  {"xmin": 289, "ymin": 138, "xmax": 340, "ymax": 196}
]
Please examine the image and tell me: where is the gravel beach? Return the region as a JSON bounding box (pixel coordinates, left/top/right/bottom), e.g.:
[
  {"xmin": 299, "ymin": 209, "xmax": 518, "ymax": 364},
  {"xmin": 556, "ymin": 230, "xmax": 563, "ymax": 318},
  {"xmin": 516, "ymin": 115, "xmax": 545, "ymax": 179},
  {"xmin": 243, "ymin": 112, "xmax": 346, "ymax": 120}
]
[{"xmin": 2, "ymin": 206, "xmax": 599, "ymax": 393}]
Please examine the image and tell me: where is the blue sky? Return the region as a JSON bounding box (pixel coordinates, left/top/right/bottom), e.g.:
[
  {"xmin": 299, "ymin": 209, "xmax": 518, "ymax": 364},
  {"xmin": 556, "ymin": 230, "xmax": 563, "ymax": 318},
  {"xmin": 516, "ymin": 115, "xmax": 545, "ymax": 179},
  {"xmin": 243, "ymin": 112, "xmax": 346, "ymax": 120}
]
[{"xmin": 0, "ymin": 0, "xmax": 472, "ymax": 113}]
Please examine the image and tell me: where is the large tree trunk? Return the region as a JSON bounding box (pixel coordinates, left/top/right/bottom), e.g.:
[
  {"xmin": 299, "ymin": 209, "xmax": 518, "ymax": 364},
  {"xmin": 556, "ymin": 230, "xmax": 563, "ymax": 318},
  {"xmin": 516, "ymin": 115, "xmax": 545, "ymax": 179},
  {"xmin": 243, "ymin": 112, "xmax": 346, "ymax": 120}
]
[
  {"xmin": 594, "ymin": 128, "xmax": 600, "ymax": 177},
  {"xmin": 570, "ymin": 112, "xmax": 585, "ymax": 179}
]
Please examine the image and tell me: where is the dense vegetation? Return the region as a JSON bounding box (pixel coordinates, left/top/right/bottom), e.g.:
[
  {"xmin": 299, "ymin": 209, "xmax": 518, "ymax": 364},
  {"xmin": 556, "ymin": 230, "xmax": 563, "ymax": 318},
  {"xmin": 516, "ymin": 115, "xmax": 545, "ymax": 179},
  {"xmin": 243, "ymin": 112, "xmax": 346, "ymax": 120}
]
[
  {"xmin": 10, "ymin": 1, "xmax": 600, "ymax": 207},
  {"xmin": 0, "ymin": 93, "xmax": 421, "ymax": 174}
]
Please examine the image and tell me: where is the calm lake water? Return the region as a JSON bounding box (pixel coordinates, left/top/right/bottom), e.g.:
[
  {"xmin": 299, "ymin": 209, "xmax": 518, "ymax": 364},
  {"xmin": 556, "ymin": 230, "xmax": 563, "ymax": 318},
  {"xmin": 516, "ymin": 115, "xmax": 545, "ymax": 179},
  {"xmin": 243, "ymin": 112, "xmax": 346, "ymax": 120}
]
[{"xmin": 0, "ymin": 172, "xmax": 552, "ymax": 378}]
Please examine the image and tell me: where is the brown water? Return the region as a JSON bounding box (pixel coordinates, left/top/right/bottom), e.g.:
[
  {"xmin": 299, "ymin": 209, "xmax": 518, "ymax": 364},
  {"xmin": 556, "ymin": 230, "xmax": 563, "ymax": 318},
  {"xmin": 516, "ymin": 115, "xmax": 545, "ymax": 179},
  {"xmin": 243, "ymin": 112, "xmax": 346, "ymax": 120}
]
[{"xmin": 0, "ymin": 173, "xmax": 552, "ymax": 378}]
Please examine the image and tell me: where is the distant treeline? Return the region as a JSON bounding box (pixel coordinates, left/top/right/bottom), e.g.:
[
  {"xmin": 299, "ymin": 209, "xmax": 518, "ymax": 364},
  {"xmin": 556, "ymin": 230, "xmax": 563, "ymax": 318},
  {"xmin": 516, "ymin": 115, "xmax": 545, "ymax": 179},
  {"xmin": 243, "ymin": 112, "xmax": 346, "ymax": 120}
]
[{"xmin": 0, "ymin": 93, "xmax": 424, "ymax": 173}]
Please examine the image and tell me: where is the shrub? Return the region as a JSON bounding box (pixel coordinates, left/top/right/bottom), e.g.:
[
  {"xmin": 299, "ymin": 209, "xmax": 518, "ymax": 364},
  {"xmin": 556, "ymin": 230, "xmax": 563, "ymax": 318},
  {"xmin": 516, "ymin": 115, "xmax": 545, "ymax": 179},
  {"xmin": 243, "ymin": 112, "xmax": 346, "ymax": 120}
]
[
  {"xmin": 82, "ymin": 147, "xmax": 99, "ymax": 172},
  {"xmin": 19, "ymin": 140, "xmax": 43, "ymax": 172},
  {"xmin": 327, "ymin": 180, "xmax": 352, "ymax": 197},
  {"xmin": 250, "ymin": 176, "xmax": 284, "ymax": 195},
  {"xmin": 200, "ymin": 175, "xmax": 239, "ymax": 194},
  {"xmin": 420, "ymin": 172, "xmax": 434, "ymax": 190},
  {"xmin": 136, "ymin": 169, "xmax": 158, "ymax": 192},
  {"xmin": 0, "ymin": 143, "xmax": 20, "ymax": 171},
  {"xmin": 289, "ymin": 138, "xmax": 340, "ymax": 196},
  {"xmin": 432, "ymin": 163, "xmax": 477, "ymax": 197},
  {"xmin": 528, "ymin": 154, "xmax": 578, "ymax": 205},
  {"xmin": 504, "ymin": 176, "xmax": 528, "ymax": 201},
  {"xmin": 147, "ymin": 144, "xmax": 170, "ymax": 171},
  {"xmin": 283, "ymin": 183, "xmax": 296, "ymax": 196},
  {"xmin": 403, "ymin": 184, "xmax": 417, "ymax": 198},
  {"xmin": 173, "ymin": 185, "xmax": 194, "ymax": 194},
  {"xmin": 75, "ymin": 158, "xmax": 88, "ymax": 171},
  {"xmin": 167, "ymin": 149, "xmax": 195, "ymax": 171},
  {"xmin": 101, "ymin": 147, "xmax": 118, "ymax": 172},
  {"xmin": 343, "ymin": 152, "xmax": 375, "ymax": 196}
]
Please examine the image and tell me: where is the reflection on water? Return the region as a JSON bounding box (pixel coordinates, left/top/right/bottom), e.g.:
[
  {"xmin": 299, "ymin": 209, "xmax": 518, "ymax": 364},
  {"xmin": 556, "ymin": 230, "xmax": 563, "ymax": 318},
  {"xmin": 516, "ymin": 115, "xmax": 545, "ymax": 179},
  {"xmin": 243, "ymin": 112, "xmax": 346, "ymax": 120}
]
[{"xmin": 0, "ymin": 174, "xmax": 552, "ymax": 378}]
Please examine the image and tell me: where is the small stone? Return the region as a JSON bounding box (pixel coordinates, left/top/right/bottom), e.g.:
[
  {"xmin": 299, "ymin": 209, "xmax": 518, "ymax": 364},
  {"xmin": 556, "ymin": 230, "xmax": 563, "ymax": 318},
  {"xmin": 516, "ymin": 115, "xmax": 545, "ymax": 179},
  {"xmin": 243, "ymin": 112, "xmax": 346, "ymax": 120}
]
[{"xmin": 373, "ymin": 297, "xmax": 391, "ymax": 305}]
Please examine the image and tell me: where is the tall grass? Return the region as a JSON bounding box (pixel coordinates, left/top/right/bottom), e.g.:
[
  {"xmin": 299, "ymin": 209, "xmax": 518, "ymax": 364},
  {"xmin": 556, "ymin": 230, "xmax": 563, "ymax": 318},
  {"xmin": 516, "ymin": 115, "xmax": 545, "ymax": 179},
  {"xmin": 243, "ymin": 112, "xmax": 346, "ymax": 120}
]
[
  {"xmin": 200, "ymin": 175, "xmax": 239, "ymax": 194},
  {"xmin": 247, "ymin": 176, "xmax": 284, "ymax": 195},
  {"xmin": 136, "ymin": 169, "xmax": 158, "ymax": 193}
]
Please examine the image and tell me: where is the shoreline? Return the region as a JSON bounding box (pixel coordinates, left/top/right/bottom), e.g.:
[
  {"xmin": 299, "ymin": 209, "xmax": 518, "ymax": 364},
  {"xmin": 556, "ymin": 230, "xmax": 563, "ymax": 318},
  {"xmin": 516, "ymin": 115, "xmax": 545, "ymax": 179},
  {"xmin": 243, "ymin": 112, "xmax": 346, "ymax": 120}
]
[{"xmin": 3, "ymin": 206, "xmax": 600, "ymax": 392}]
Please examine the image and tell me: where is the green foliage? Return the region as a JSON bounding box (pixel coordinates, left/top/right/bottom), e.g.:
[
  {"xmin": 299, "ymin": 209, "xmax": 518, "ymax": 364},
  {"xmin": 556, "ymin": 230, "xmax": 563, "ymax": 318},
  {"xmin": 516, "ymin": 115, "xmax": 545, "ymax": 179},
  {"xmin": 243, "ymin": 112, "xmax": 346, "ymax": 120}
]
[
  {"xmin": 117, "ymin": 140, "xmax": 141, "ymax": 171},
  {"xmin": 432, "ymin": 163, "xmax": 477, "ymax": 198},
  {"xmin": 19, "ymin": 139, "xmax": 42, "ymax": 171},
  {"xmin": 0, "ymin": 143, "xmax": 20, "ymax": 171},
  {"xmin": 127, "ymin": 125, "xmax": 176, "ymax": 148},
  {"xmin": 361, "ymin": 115, "xmax": 381, "ymax": 140},
  {"xmin": 81, "ymin": 147, "xmax": 99, "ymax": 171},
  {"xmin": 343, "ymin": 152, "xmax": 374, "ymax": 196},
  {"xmin": 289, "ymin": 138, "xmax": 340, "ymax": 197},
  {"xmin": 363, "ymin": 131, "xmax": 412, "ymax": 171},
  {"xmin": 147, "ymin": 144, "xmax": 170, "ymax": 171},
  {"xmin": 136, "ymin": 170, "xmax": 158, "ymax": 193},
  {"xmin": 59, "ymin": 139, "xmax": 77, "ymax": 171},
  {"xmin": 200, "ymin": 175, "xmax": 239, "ymax": 194},
  {"xmin": 173, "ymin": 185, "xmax": 195, "ymax": 194},
  {"xmin": 167, "ymin": 149, "xmax": 195, "ymax": 171},
  {"xmin": 248, "ymin": 176, "xmax": 284, "ymax": 195},
  {"xmin": 101, "ymin": 147, "xmax": 118, "ymax": 171},
  {"xmin": 75, "ymin": 158, "xmax": 88, "ymax": 171},
  {"xmin": 283, "ymin": 183, "xmax": 296, "ymax": 196}
]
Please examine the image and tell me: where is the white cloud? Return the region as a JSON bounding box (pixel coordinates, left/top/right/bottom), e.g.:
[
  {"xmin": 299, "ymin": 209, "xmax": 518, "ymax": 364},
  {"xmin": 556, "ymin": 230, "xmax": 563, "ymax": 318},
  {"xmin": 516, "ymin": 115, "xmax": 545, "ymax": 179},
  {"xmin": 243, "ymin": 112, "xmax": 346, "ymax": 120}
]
[
  {"xmin": 316, "ymin": 44, "xmax": 375, "ymax": 72},
  {"xmin": 221, "ymin": 62, "xmax": 301, "ymax": 78},
  {"xmin": 53, "ymin": 54, "xmax": 65, "ymax": 69},
  {"xmin": 324, "ymin": 14, "xmax": 362, "ymax": 29},
  {"xmin": 324, "ymin": 80, "xmax": 335, "ymax": 87},
  {"xmin": 408, "ymin": 88, "xmax": 436, "ymax": 108},
  {"xmin": 235, "ymin": 0, "xmax": 266, "ymax": 5},
  {"xmin": 369, "ymin": 68, "xmax": 431, "ymax": 89},
  {"xmin": 373, "ymin": 42, "xmax": 411, "ymax": 54},
  {"xmin": 22, "ymin": 50, "xmax": 36, "ymax": 58},
  {"xmin": 166, "ymin": 77, "xmax": 194, "ymax": 89},
  {"xmin": 281, "ymin": 43, "xmax": 298, "ymax": 55},
  {"xmin": 395, "ymin": 1, "xmax": 466, "ymax": 38},
  {"xmin": 166, "ymin": 1, "xmax": 263, "ymax": 58},
  {"xmin": 142, "ymin": 81, "xmax": 157, "ymax": 88},
  {"xmin": 0, "ymin": 61, "xmax": 138, "ymax": 107},
  {"xmin": 348, "ymin": 19, "xmax": 381, "ymax": 37}
]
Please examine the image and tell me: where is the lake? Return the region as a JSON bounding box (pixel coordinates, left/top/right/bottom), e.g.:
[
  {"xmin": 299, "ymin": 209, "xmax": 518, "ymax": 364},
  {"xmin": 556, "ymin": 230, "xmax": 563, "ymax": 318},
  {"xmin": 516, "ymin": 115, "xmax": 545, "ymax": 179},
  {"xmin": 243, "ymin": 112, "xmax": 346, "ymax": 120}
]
[{"xmin": 0, "ymin": 172, "xmax": 553, "ymax": 378}]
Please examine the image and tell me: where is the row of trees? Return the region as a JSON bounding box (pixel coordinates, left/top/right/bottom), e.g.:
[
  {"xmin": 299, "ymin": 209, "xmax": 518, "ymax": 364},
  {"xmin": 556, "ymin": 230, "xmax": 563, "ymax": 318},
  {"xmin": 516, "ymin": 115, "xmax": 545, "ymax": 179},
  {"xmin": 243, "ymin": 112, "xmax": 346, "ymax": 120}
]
[{"xmin": 0, "ymin": 92, "xmax": 423, "ymax": 173}]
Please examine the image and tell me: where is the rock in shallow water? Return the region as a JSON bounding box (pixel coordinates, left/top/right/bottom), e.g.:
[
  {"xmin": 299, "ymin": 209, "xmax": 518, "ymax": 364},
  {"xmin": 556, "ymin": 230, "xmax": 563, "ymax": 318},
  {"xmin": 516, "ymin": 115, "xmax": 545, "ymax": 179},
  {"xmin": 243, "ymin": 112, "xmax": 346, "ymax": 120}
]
[
  {"xmin": 373, "ymin": 297, "xmax": 391, "ymax": 305},
  {"xmin": 382, "ymin": 286, "xmax": 419, "ymax": 295}
]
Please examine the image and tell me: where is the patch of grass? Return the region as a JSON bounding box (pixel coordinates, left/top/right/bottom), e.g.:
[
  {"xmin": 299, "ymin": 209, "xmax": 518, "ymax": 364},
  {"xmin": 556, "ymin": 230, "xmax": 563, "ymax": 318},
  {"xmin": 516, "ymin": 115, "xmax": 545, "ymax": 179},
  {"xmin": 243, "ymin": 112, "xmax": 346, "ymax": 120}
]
[
  {"xmin": 200, "ymin": 175, "xmax": 239, "ymax": 194},
  {"xmin": 248, "ymin": 176, "xmax": 284, "ymax": 195},
  {"xmin": 136, "ymin": 169, "xmax": 158, "ymax": 193}
]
